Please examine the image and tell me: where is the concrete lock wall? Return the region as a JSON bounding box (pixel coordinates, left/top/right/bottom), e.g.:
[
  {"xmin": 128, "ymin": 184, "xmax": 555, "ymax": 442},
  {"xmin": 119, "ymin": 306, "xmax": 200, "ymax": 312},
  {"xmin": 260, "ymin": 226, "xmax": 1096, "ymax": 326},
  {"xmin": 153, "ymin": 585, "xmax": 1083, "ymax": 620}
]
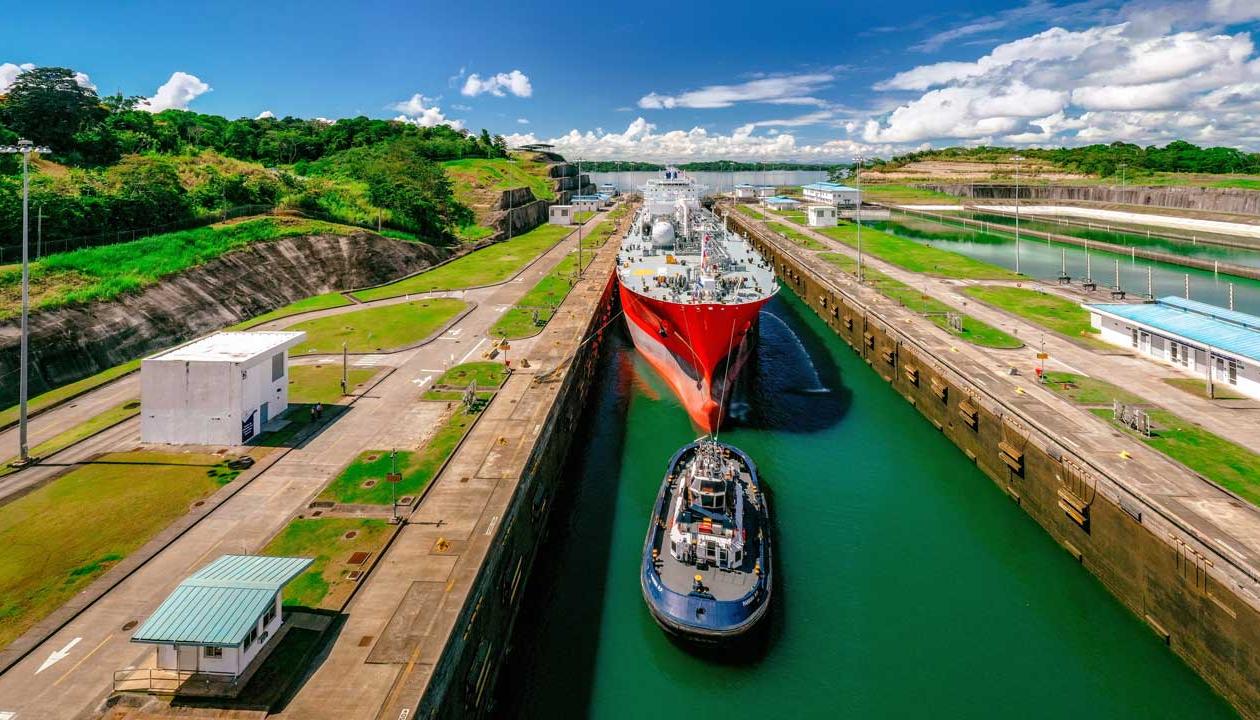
[
  {"xmin": 416, "ymin": 272, "xmax": 620, "ymax": 719},
  {"xmin": 732, "ymin": 215, "xmax": 1260, "ymax": 719}
]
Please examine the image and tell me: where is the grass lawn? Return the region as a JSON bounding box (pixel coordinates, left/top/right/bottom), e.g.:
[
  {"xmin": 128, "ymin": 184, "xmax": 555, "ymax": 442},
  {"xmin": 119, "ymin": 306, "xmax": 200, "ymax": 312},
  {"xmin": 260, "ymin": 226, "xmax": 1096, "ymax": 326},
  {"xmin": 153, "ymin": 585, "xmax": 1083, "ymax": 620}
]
[
  {"xmin": 1, "ymin": 217, "xmax": 369, "ymax": 320},
  {"xmin": 289, "ymin": 365, "xmax": 377, "ymax": 404},
  {"xmin": 574, "ymin": 210, "xmax": 596, "ymax": 223},
  {"xmin": 1162, "ymin": 376, "xmax": 1248, "ymax": 401},
  {"xmin": 860, "ymin": 183, "xmax": 960, "ymax": 205},
  {"xmin": 353, "ymin": 224, "xmax": 574, "ymax": 301},
  {"xmin": 455, "ymin": 222, "xmax": 496, "ymax": 242},
  {"xmin": 0, "ymin": 359, "xmax": 140, "ymax": 429},
  {"xmin": 0, "ymin": 450, "xmax": 241, "ymax": 648},
  {"xmin": 1043, "ymin": 371, "xmax": 1145, "ymax": 405},
  {"xmin": 1089, "ymin": 407, "xmax": 1260, "ymax": 506},
  {"xmin": 261, "ymin": 518, "xmax": 392, "ymax": 610},
  {"xmin": 734, "ymin": 204, "xmax": 762, "ymax": 219},
  {"xmin": 423, "ymin": 362, "xmax": 507, "ymax": 401},
  {"xmin": 490, "ymin": 221, "xmax": 614, "ymax": 339},
  {"xmin": 442, "ymin": 157, "xmax": 556, "ymax": 203},
  {"xmin": 289, "ymin": 297, "xmax": 465, "ymax": 353},
  {"xmin": 766, "ymin": 222, "xmax": 827, "ymax": 251},
  {"xmin": 232, "ymin": 292, "xmax": 352, "ymax": 330},
  {"xmin": 317, "ymin": 407, "xmax": 477, "ymax": 505},
  {"xmin": 0, "ymin": 400, "xmax": 142, "ymax": 475},
  {"xmin": 817, "ymin": 223, "xmax": 1020, "ymax": 280},
  {"xmin": 816, "ymin": 253, "xmax": 1021, "ymax": 349},
  {"xmin": 961, "ymin": 285, "xmax": 1108, "ymax": 348}
]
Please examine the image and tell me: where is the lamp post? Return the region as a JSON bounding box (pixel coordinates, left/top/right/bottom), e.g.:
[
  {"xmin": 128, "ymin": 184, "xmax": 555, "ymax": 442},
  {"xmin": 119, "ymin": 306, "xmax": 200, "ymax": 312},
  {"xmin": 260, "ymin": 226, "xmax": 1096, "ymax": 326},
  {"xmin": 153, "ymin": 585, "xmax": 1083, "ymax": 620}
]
[
  {"xmin": 1013, "ymin": 154, "xmax": 1024, "ymax": 275},
  {"xmin": 0, "ymin": 139, "xmax": 51, "ymax": 464},
  {"xmin": 855, "ymin": 154, "xmax": 864, "ymax": 282}
]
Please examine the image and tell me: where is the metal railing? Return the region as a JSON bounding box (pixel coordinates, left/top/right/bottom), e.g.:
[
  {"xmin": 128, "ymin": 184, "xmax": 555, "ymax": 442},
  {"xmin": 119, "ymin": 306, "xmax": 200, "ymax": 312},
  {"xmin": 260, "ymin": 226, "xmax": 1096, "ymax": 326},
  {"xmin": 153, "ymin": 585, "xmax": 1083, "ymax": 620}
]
[{"xmin": 113, "ymin": 667, "xmax": 241, "ymax": 696}]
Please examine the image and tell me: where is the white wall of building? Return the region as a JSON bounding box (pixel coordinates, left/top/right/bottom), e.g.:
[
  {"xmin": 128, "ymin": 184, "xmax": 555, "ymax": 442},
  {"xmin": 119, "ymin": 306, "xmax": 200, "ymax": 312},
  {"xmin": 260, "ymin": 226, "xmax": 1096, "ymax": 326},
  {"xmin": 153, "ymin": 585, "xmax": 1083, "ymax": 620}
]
[
  {"xmin": 802, "ymin": 186, "xmax": 859, "ymax": 206},
  {"xmin": 153, "ymin": 593, "xmax": 284, "ymax": 678},
  {"xmin": 549, "ymin": 205, "xmax": 573, "ymax": 225},
  {"xmin": 807, "ymin": 206, "xmax": 837, "ymax": 227}
]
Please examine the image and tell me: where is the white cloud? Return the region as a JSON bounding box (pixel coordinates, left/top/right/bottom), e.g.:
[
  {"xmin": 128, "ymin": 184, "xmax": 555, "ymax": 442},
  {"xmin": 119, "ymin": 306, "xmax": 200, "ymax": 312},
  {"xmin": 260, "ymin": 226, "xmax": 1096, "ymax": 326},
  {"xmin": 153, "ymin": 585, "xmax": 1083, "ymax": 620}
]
[
  {"xmin": 256, "ymin": 110, "xmax": 275, "ymax": 119},
  {"xmin": 638, "ymin": 73, "xmax": 834, "ymax": 109},
  {"xmin": 0, "ymin": 63, "xmax": 94, "ymax": 93},
  {"xmin": 391, "ymin": 93, "xmax": 464, "ymax": 130},
  {"xmin": 461, "ymin": 69, "xmax": 532, "ymax": 98},
  {"xmin": 138, "ymin": 71, "xmax": 211, "ymax": 112},
  {"xmin": 517, "ymin": 117, "xmax": 530, "ymax": 124},
  {"xmin": 864, "ymin": 1, "xmax": 1260, "ymax": 148},
  {"xmin": 505, "ymin": 117, "xmax": 887, "ymax": 162}
]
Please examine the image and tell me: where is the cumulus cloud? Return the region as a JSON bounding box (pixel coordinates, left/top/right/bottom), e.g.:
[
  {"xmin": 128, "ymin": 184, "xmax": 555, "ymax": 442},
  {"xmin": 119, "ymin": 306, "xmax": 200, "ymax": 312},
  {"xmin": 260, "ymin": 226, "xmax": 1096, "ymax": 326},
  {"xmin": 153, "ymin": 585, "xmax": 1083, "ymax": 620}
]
[
  {"xmin": 638, "ymin": 73, "xmax": 834, "ymax": 109},
  {"xmin": 505, "ymin": 117, "xmax": 888, "ymax": 162},
  {"xmin": 391, "ymin": 93, "xmax": 464, "ymax": 130},
  {"xmin": 461, "ymin": 69, "xmax": 532, "ymax": 98},
  {"xmin": 517, "ymin": 117, "xmax": 530, "ymax": 124},
  {"xmin": 864, "ymin": 1, "xmax": 1260, "ymax": 148},
  {"xmin": 256, "ymin": 110, "xmax": 275, "ymax": 119},
  {"xmin": 138, "ymin": 72, "xmax": 211, "ymax": 112}
]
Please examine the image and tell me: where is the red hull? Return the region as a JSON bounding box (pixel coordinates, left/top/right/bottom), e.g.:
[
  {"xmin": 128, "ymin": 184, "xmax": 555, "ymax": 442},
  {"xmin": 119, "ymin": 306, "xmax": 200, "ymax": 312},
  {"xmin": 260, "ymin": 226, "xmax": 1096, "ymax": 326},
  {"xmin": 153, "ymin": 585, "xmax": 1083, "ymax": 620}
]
[{"xmin": 619, "ymin": 282, "xmax": 770, "ymax": 431}]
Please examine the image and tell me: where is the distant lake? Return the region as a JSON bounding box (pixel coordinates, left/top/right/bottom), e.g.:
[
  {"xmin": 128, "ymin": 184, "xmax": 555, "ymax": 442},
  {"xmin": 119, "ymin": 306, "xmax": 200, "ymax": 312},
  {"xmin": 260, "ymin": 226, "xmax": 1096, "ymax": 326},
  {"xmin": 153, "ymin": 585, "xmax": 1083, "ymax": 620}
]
[{"xmin": 587, "ymin": 170, "xmax": 830, "ymax": 196}]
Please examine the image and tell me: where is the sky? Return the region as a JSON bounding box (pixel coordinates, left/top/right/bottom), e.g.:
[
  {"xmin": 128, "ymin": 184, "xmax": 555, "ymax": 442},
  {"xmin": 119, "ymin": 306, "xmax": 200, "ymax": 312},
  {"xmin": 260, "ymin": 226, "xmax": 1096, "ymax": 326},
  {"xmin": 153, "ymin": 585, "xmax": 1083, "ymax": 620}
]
[{"xmin": 4, "ymin": 0, "xmax": 1260, "ymax": 161}]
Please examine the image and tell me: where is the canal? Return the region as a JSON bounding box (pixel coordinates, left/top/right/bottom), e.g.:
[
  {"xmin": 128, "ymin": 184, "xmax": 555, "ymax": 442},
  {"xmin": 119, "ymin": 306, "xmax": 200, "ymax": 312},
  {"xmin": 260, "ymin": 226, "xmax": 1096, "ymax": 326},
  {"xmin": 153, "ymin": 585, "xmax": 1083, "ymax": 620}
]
[
  {"xmin": 876, "ymin": 214, "xmax": 1260, "ymax": 315},
  {"xmin": 494, "ymin": 288, "xmax": 1237, "ymax": 718}
]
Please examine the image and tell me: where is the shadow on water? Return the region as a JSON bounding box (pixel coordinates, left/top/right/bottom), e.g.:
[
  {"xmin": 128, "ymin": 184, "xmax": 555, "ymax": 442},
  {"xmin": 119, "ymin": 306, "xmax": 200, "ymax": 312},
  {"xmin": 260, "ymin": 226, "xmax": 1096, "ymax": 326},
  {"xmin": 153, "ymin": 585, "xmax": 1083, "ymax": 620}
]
[
  {"xmin": 493, "ymin": 332, "xmax": 634, "ymax": 719},
  {"xmin": 727, "ymin": 294, "xmax": 851, "ymax": 433}
]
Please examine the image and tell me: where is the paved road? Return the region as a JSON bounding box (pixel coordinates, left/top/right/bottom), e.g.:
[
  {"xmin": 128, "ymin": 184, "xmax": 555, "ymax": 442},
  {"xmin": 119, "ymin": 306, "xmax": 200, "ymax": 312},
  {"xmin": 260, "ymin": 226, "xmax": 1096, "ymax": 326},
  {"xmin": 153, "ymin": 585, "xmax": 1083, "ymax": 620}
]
[
  {"xmin": 0, "ymin": 211, "xmax": 610, "ymax": 720},
  {"xmin": 0, "ymin": 374, "xmax": 140, "ymax": 464}
]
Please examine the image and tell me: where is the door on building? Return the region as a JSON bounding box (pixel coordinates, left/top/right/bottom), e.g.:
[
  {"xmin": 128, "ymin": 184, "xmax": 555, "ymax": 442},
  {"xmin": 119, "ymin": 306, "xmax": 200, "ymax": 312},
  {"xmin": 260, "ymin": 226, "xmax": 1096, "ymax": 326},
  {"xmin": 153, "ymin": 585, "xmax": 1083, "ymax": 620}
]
[
  {"xmin": 1139, "ymin": 331, "xmax": 1151, "ymax": 354},
  {"xmin": 1229, "ymin": 359, "xmax": 1239, "ymax": 385},
  {"xmin": 1130, "ymin": 328, "xmax": 1139, "ymax": 348},
  {"xmin": 176, "ymin": 645, "xmax": 197, "ymax": 674},
  {"xmin": 260, "ymin": 402, "xmax": 270, "ymax": 426}
]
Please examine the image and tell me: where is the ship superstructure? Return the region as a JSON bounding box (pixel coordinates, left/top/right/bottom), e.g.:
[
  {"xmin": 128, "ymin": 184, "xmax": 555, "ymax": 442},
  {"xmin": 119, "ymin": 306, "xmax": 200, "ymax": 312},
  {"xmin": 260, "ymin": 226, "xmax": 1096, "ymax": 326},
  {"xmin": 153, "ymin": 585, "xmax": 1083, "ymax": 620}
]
[{"xmin": 616, "ymin": 169, "xmax": 777, "ymax": 431}]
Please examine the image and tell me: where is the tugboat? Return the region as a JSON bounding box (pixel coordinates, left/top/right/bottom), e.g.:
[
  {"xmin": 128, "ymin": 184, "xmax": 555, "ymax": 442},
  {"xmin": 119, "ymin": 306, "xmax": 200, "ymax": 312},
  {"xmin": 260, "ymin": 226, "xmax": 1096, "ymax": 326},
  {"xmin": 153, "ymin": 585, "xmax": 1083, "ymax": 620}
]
[{"xmin": 641, "ymin": 439, "xmax": 772, "ymax": 642}]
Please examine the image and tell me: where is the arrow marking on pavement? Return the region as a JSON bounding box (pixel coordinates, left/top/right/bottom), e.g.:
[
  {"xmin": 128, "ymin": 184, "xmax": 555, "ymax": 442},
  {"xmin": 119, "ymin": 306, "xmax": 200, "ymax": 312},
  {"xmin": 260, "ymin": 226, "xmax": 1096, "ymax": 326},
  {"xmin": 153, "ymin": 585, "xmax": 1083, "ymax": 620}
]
[
  {"xmin": 36, "ymin": 637, "xmax": 81, "ymax": 674},
  {"xmin": 412, "ymin": 375, "xmax": 432, "ymax": 388}
]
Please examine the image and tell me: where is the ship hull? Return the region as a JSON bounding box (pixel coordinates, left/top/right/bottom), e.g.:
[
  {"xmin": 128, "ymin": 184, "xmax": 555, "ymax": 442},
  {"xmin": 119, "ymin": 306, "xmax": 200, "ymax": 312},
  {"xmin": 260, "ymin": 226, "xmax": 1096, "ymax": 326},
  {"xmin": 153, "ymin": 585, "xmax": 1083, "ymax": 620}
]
[{"xmin": 618, "ymin": 282, "xmax": 769, "ymax": 432}]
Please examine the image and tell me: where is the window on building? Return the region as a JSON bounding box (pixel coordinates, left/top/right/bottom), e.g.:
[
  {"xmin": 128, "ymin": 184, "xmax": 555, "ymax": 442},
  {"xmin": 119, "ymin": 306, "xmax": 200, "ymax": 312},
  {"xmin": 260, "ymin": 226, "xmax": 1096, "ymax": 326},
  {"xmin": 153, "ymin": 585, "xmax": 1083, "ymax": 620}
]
[
  {"xmin": 204, "ymin": 646, "xmax": 222, "ymax": 658},
  {"xmin": 271, "ymin": 353, "xmax": 284, "ymax": 382},
  {"xmin": 1170, "ymin": 343, "xmax": 1179, "ymax": 363},
  {"xmin": 263, "ymin": 602, "xmax": 277, "ymax": 627},
  {"xmin": 1130, "ymin": 328, "xmax": 1139, "ymax": 348},
  {"xmin": 243, "ymin": 625, "xmax": 258, "ymax": 651}
]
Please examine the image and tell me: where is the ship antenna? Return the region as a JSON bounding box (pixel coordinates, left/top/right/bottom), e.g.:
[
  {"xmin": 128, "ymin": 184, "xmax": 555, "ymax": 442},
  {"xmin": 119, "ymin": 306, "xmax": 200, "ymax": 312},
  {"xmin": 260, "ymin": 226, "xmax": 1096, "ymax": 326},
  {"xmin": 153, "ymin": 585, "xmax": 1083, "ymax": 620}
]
[{"xmin": 713, "ymin": 317, "xmax": 738, "ymax": 444}]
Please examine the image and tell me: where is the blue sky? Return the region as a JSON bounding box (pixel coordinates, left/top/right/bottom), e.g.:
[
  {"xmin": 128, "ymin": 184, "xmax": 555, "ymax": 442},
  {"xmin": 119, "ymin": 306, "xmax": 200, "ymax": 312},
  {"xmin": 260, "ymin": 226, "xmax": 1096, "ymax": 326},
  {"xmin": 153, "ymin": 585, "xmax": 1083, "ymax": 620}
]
[{"xmin": 5, "ymin": 0, "xmax": 1260, "ymax": 160}]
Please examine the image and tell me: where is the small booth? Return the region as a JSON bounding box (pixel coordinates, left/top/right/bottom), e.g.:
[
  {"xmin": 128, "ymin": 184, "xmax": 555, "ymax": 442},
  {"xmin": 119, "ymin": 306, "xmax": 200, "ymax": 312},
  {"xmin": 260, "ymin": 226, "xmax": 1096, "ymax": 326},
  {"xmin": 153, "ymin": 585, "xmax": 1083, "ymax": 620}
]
[
  {"xmin": 549, "ymin": 204, "xmax": 574, "ymax": 225},
  {"xmin": 806, "ymin": 205, "xmax": 838, "ymax": 227}
]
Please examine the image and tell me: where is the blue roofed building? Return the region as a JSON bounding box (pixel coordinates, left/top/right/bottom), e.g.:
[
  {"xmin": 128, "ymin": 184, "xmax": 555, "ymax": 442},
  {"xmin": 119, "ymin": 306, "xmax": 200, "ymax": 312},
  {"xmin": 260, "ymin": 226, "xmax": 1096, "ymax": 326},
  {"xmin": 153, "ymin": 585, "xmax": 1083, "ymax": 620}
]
[
  {"xmin": 1083, "ymin": 296, "xmax": 1260, "ymax": 399},
  {"xmin": 802, "ymin": 181, "xmax": 859, "ymax": 207},
  {"xmin": 761, "ymin": 195, "xmax": 800, "ymax": 208},
  {"xmin": 124, "ymin": 554, "xmax": 312, "ymax": 696}
]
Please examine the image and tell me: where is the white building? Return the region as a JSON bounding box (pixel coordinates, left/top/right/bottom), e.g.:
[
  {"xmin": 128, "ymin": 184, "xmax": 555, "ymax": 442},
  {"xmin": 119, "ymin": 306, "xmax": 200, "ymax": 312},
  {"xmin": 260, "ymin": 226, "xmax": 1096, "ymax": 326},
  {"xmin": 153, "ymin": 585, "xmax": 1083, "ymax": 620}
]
[
  {"xmin": 802, "ymin": 181, "xmax": 860, "ymax": 207},
  {"xmin": 549, "ymin": 204, "xmax": 574, "ymax": 225},
  {"xmin": 141, "ymin": 331, "xmax": 306, "ymax": 446},
  {"xmin": 733, "ymin": 184, "xmax": 757, "ymax": 199},
  {"xmin": 755, "ymin": 185, "xmax": 777, "ymax": 198},
  {"xmin": 126, "ymin": 555, "xmax": 312, "ymax": 696},
  {"xmin": 569, "ymin": 194, "xmax": 604, "ymax": 212},
  {"xmin": 806, "ymin": 205, "xmax": 837, "ymax": 227},
  {"xmin": 1084, "ymin": 296, "xmax": 1260, "ymax": 399}
]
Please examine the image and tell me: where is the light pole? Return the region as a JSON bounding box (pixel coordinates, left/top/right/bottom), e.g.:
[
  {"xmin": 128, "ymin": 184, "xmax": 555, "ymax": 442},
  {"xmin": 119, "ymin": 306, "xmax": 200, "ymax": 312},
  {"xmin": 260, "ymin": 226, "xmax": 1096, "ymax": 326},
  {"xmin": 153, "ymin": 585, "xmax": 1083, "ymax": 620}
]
[
  {"xmin": 855, "ymin": 154, "xmax": 864, "ymax": 282},
  {"xmin": 1013, "ymin": 154, "xmax": 1024, "ymax": 275},
  {"xmin": 1118, "ymin": 162, "xmax": 1127, "ymax": 189},
  {"xmin": 0, "ymin": 139, "xmax": 51, "ymax": 464}
]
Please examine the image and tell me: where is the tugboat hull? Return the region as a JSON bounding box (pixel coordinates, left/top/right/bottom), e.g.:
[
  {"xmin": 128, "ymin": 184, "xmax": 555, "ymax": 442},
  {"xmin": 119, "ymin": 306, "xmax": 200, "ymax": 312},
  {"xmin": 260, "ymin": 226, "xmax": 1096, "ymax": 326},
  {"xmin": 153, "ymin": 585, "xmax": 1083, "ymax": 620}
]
[{"xmin": 640, "ymin": 441, "xmax": 772, "ymax": 643}]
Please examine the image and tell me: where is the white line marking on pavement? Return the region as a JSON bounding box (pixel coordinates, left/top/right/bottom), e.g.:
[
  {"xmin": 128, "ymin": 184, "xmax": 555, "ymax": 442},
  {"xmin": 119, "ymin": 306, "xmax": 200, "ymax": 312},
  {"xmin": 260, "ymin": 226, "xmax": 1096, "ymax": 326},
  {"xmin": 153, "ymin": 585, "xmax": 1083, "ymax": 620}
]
[
  {"xmin": 1, "ymin": 711, "xmax": 16, "ymax": 720},
  {"xmin": 459, "ymin": 338, "xmax": 488, "ymax": 364},
  {"xmin": 419, "ymin": 368, "xmax": 445, "ymax": 373},
  {"xmin": 485, "ymin": 515, "xmax": 499, "ymax": 535},
  {"xmin": 494, "ymin": 305, "xmax": 510, "ymax": 313},
  {"xmin": 53, "ymin": 633, "xmax": 113, "ymax": 687},
  {"xmin": 445, "ymin": 328, "xmax": 464, "ymax": 338},
  {"xmin": 412, "ymin": 375, "xmax": 432, "ymax": 388},
  {"xmin": 356, "ymin": 354, "xmax": 389, "ymax": 367},
  {"xmin": 36, "ymin": 637, "xmax": 81, "ymax": 674}
]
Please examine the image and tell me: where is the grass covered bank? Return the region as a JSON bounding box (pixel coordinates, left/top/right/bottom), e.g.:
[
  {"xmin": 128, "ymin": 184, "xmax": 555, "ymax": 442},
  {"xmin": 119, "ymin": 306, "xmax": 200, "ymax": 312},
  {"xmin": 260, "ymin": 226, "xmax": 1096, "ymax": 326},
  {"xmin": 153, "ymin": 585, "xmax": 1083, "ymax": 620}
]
[
  {"xmin": 961, "ymin": 285, "xmax": 1107, "ymax": 348},
  {"xmin": 290, "ymin": 297, "xmax": 466, "ymax": 353},
  {"xmin": 817, "ymin": 223, "xmax": 1020, "ymax": 280}
]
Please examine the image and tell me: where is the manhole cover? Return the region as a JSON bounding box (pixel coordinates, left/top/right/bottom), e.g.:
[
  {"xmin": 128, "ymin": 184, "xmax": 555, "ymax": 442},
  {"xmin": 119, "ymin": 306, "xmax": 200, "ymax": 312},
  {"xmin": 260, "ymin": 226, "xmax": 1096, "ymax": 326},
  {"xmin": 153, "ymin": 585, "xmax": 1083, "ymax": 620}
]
[
  {"xmin": 344, "ymin": 531, "xmax": 358, "ymax": 540},
  {"xmin": 460, "ymin": 476, "xmax": 470, "ymax": 484},
  {"xmin": 362, "ymin": 479, "xmax": 377, "ymax": 488},
  {"xmin": 358, "ymin": 635, "xmax": 374, "ymax": 647},
  {"xmin": 193, "ymin": 500, "xmax": 205, "ymax": 507},
  {"xmin": 366, "ymin": 454, "xmax": 379, "ymax": 462},
  {"xmin": 312, "ymin": 510, "xmax": 323, "ymax": 517},
  {"xmin": 122, "ymin": 620, "xmax": 137, "ymax": 631},
  {"xmin": 347, "ymin": 551, "xmax": 370, "ymax": 565},
  {"xmin": 398, "ymin": 496, "xmax": 414, "ymax": 505}
]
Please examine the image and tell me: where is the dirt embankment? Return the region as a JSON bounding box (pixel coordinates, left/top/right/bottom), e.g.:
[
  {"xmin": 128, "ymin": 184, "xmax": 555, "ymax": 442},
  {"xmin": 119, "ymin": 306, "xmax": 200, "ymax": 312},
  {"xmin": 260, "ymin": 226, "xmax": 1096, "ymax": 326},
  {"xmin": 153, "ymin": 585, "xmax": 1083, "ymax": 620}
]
[
  {"xmin": 864, "ymin": 159, "xmax": 1087, "ymax": 183},
  {"xmin": 0, "ymin": 233, "xmax": 445, "ymax": 404}
]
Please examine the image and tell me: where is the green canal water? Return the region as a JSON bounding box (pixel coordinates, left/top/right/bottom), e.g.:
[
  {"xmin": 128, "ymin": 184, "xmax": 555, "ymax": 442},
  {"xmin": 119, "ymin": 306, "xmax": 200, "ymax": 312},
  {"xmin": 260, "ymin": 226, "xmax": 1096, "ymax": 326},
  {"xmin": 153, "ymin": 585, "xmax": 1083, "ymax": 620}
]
[{"xmin": 494, "ymin": 288, "xmax": 1237, "ymax": 719}]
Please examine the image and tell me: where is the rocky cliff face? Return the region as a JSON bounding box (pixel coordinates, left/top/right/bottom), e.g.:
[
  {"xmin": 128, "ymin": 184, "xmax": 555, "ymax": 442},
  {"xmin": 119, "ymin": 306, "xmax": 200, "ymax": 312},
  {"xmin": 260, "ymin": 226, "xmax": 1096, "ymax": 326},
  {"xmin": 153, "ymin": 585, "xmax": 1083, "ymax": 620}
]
[
  {"xmin": 929, "ymin": 183, "xmax": 1260, "ymax": 216},
  {"xmin": 482, "ymin": 163, "xmax": 596, "ymax": 242},
  {"xmin": 0, "ymin": 233, "xmax": 445, "ymax": 404}
]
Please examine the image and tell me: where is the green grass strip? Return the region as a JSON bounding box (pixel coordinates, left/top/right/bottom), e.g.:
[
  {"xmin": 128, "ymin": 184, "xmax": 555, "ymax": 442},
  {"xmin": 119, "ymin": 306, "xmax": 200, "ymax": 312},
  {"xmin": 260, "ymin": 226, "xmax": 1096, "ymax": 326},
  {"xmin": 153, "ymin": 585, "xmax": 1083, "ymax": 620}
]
[
  {"xmin": 766, "ymin": 222, "xmax": 827, "ymax": 250},
  {"xmin": 289, "ymin": 297, "xmax": 466, "ymax": 354},
  {"xmin": 0, "ymin": 359, "xmax": 140, "ymax": 429},
  {"xmin": 261, "ymin": 518, "xmax": 392, "ymax": 609},
  {"xmin": 816, "ymin": 223, "xmax": 1020, "ymax": 280},
  {"xmin": 961, "ymin": 285, "xmax": 1109, "ymax": 349}
]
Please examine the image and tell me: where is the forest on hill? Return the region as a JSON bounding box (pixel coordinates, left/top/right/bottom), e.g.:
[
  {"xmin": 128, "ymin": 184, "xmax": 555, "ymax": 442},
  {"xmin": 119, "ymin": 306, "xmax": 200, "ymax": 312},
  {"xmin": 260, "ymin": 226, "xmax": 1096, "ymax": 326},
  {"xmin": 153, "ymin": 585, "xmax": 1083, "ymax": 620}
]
[
  {"xmin": 0, "ymin": 67, "xmax": 514, "ymax": 249},
  {"xmin": 867, "ymin": 142, "xmax": 1260, "ymax": 178}
]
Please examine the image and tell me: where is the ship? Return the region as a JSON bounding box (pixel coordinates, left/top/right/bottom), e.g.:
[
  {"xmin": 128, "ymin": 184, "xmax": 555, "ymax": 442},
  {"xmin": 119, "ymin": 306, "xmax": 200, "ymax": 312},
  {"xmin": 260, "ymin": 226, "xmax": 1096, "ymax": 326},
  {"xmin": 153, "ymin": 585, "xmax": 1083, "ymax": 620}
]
[
  {"xmin": 641, "ymin": 438, "xmax": 772, "ymax": 642},
  {"xmin": 616, "ymin": 169, "xmax": 777, "ymax": 431}
]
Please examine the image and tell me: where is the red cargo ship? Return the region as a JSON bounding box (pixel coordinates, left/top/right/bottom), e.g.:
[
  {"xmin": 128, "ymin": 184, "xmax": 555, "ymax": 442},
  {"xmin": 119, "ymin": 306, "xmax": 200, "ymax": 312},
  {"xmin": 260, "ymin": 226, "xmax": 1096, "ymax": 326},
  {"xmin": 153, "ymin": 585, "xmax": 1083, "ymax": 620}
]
[{"xmin": 616, "ymin": 170, "xmax": 777, "ymax": 431}]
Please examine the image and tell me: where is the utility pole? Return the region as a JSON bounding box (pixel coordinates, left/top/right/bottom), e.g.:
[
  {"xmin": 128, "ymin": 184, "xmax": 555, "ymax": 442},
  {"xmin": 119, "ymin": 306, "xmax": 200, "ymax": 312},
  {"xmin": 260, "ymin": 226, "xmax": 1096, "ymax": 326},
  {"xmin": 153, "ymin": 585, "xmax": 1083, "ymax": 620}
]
[
  {"xmin": 341, "ymin": 341, "xmax": 348, "ymax": 396},
  {"xmin": 577, "ymin": 156, "xmax": 584, "ymax": 279},
  {"xmin": 0, "ymin": 139, "xmax": 51, "ymax": 465},
  {"xmin": 36, "ymin": 204, "xmax": 42, "ymax": 259},
  {"xmin": 1119, "ymin": 162, "xmax": 1127, "ymax": 189},
  {"xmin": 1013, "ymin": 154, "xmax": 1024, "ymax": 275},
  {"xmin": 855, "ymin": 154, "xmax": 864, "ymax": 282}
]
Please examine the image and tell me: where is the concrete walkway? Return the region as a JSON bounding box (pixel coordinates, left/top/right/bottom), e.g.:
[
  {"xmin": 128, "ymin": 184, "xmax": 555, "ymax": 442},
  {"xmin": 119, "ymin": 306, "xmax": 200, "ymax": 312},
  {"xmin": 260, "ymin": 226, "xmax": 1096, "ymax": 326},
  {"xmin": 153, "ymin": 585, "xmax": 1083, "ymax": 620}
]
[
  {"xmin": 0, "ymin": 209, "xmax": 619, "ymax": 720},
  {"xmin": 751, "ymin": 205, "xmax": 1260, "ymax": 453}
]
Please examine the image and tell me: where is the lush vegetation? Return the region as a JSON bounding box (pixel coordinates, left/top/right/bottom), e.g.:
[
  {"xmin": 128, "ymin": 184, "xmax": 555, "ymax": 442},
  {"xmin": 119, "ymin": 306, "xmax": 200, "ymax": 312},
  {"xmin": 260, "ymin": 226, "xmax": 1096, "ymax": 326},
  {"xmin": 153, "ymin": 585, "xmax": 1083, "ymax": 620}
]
[
  {"xmin": 961, "ymin": 286, "xmax": 1104, "ymax": 346},
  {"xmin": 354, "ymin": 223, "xmax": 574, "ymax": 301},
  {"xmin": 0, "ymin": 66, "xmax": 513, "ymax": 250},
  {"xmin": 262, "ymin": 518, "xmax": 392, "ymax": 609},
  {"xmin": 866, "ymin": 141, "xmax": 1260, "ymax": 180},
  {"xmin": 0, "ymin": 450, "xmax": 239, "ymax": 647},
  {"xmin": 289, "ymin": 297, "xmax": 466, "ymax": 353},
  {"xmin": 232, "ymin": 292, "xmax": 352, "ymax": 330},
  {"xmin": 816, "ymin": 223, "xmax": 1020, "ymax": 280},
  {"xmin": 817, "ymin": 253, "xmax": 1021, "ymax": 349},
  {"xmin": 859, "ymin": 184, "xmax": 960, "ymax": 204},
  {"xmin": 0, "ymin": 216, "xmax": 362, "ymax": 318}
]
